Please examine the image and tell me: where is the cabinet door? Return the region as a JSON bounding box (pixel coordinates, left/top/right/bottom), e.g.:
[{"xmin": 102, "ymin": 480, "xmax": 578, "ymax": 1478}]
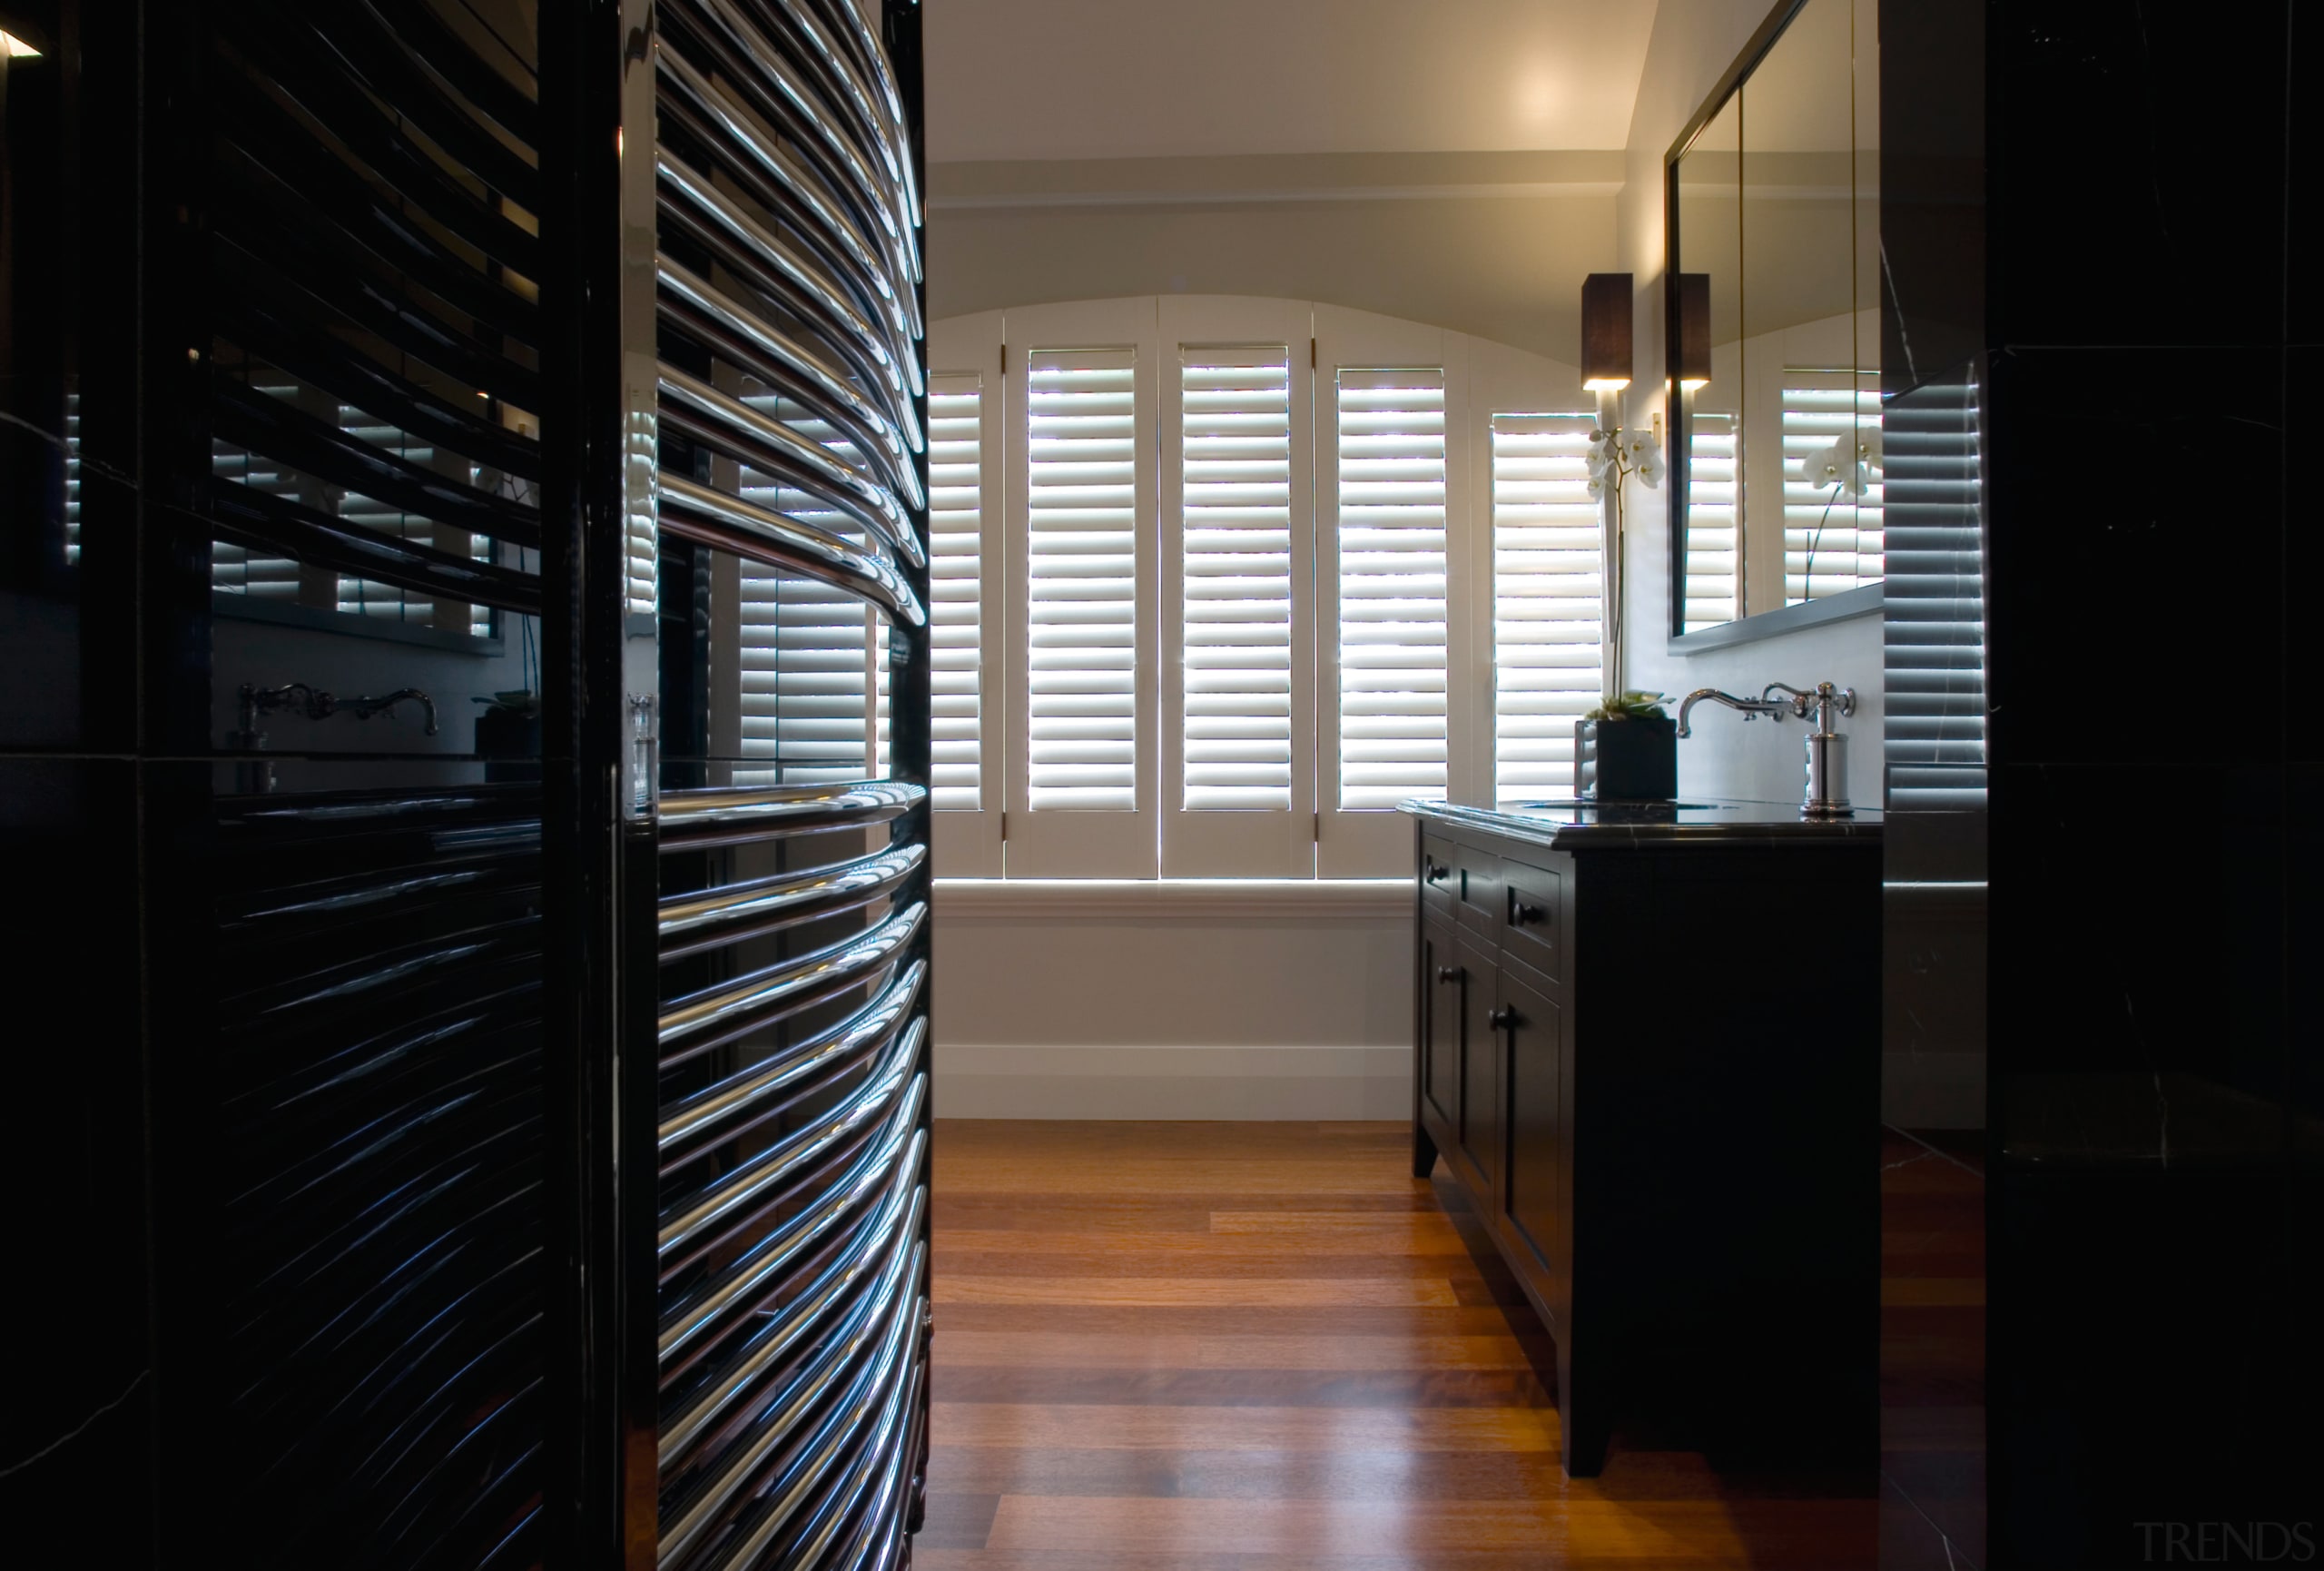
[
  {"xmin": 1499, "ymin": 963, "xmax": 1566, "ymax": 1313},
  {"xmin": 1420, "ymin": 913, "xmax": 1462, "ymax": 1130},
  {"xmin": 1458, "ymin": 935, "xmax": 1502, "ymax": 1199}
]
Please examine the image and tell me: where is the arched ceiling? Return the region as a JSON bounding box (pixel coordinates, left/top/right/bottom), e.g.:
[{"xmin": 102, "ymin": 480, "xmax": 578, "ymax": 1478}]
[{"xmin": 926, "ymin": 0, "xmax": 1662, "ymax": 163}]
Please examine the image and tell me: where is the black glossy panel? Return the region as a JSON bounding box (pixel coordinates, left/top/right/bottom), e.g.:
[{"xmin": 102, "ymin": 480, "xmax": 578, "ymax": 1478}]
[
  {"xmin": 147, "ymin": 770, "xmax": 547, "ymax": 1568},
  {"xmin": 1989, "ymin": 763, "xmax": 2282, "ymax": 1090},
  {"xmin": 1988, "ymin": 1, "xmax": 2290, "ymax": 348},
  {"xmin": 1878, "ymin": 1, "xmax": 1983, "ymax": 384},
  {"xmin": 2287, "ymin": 5, "xmax": 2324, "ymax": 345},
  {"xmin": 0, "ymin": 759, "xmax": 153, "ymax": 1563},
  {"xmin": 1985, "ymin": 348, "xmax": 2283, "ymax": 766},
  {"xmin": 2287, "ymin": 348, "xmax": 2322, "ymax": 757}
]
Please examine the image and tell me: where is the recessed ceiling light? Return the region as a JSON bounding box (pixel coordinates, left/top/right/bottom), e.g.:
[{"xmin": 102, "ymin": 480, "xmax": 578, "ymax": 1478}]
[{"xmin": 2, "ymin": 30, "xmax": 43, "ymax": 57}]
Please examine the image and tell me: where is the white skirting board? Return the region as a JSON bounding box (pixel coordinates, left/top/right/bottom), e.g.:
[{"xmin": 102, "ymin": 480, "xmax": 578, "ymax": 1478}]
[{"xmin": 934, "ymin": 1042, "xmax": 1413, "ymax": 1121}]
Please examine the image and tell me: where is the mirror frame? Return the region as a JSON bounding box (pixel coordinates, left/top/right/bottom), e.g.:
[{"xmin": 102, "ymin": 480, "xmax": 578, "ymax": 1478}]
[{"xmin": 1663, "ymin": 0, "xmax": 1883, "ymax": 654}]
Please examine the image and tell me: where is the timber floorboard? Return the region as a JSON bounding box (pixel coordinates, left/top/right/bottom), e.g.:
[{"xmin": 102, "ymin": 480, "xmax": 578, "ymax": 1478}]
[{"xmin": 922, "ymin": 1121, "xmax": 1984, "ymax": 1570}]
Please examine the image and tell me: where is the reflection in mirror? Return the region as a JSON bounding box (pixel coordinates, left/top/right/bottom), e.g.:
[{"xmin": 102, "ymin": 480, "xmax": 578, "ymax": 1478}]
[
  {"xmin": 1673, "ymin": 91, "xmax": 1741, "ymax": 635},
  {"xmin": 1667, "ymin": 0, "xmax": 1879, "ymax": 637}
]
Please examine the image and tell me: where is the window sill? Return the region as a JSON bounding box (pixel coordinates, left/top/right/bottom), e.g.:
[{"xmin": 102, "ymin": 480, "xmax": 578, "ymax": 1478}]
[{"xmin": 932, "ymin": 877, "xmax": 1410, "ymax": 923}]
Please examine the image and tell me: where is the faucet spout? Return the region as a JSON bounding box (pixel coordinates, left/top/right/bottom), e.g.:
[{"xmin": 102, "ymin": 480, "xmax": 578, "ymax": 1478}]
[
  {"xmin": 1675, "ymin": 687, "xmax": 1791, "ymax": 738},
  {"xmin": 349, "ymin": 688, "xmax": 439, "ymax": 736}
]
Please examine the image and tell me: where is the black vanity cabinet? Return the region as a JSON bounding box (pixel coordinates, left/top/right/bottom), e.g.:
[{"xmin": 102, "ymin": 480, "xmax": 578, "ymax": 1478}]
[{"xmin": 1406, "ymin": 801, "xmax": 1883, "ymax": 1477}]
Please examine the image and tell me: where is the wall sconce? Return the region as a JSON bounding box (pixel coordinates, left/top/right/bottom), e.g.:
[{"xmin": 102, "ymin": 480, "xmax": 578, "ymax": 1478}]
[
  {"xmin": 1581, "ymin": 272, "xmax": 1632, "ymax": 391},
  {"xmin": 1677, "ymin": 272, "xmax": 1710, "ymax": 391}
]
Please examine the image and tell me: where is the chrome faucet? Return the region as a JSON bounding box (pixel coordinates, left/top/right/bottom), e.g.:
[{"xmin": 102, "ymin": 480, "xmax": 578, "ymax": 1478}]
[
  {"xmin": 234, "ymin": 682, "xmax": 441, "ymax": 749},
  {"xmin": 1677, "ymin": 681, "xmax": 1858, "ymax": 817},
  {"xmin": 1675, "ymin": 688, "xmax": 1791, "ymax": 736}
]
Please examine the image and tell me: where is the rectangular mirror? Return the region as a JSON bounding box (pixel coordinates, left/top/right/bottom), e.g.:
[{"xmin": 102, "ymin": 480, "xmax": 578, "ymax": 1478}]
[{"xmin": 1666, "ymin": 0, "xmax": 1879, "ymax": 646}]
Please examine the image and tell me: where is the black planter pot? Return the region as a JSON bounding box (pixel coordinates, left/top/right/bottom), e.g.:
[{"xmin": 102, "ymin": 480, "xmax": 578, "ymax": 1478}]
[{"xmin": 1574, "ymin": 716, "xmax": 1677, "ymax": 801}]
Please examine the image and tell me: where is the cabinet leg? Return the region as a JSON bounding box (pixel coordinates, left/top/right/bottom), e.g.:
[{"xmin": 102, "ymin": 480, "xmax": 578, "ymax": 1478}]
[
  {"xmin": 1557, "ymin": 1333, "xmax": 1611, "ymax": 1477},
  {"xmin": 1411, "ymin": 1121, "xmax": 1439, "ymax": 1179}
]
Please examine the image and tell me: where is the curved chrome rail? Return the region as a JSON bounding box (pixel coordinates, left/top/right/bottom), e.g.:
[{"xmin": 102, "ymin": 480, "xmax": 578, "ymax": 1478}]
[
  {"xmin": 658, "ymin": 1014, "xmax": 926, "ymax": 1269},
  {"xmin": 657, "ymin": 779, "xmax": 925, "ymax": 852},
  {"xmin": 658, "ymin": 1086, "xmax": 924, "ymax": 1369},
  {"xmin": 659, "ymin": 961, "xmax": 925, "ymax": 1166},
  {"xmin": 657, "ymin": 902, "xmax": 925, "ymax": 1059},
  {"xmin": 657, "ymin": 842, "xmax": 925, "ymax": 961},
  {"xmin": 646, "ymin": 2, "xmax": 929, "ymax": 1562},
  {"xmin": 655, "ymin": 476, "xmax": 923, "ymax": 628}
]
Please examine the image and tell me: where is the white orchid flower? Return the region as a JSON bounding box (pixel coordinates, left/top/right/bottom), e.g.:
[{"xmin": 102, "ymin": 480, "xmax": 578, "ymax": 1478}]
[
  {"xmin": 1856, "ymin": 427, "xmax": 1883, "ymax": 471},
  {"xmin": 1799, "ymin": 440, "xmax": 1848, "ymax": 489},
  {"xmin": 1632, "ymin": 435, "xmax": 1667, "ymax": 489}
]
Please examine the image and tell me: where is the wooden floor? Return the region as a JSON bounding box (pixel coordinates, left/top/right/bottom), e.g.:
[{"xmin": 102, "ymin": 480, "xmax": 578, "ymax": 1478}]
[{"xmin": 919, "ymin": 1121, "xmax": 1984, "ymax": 1570}]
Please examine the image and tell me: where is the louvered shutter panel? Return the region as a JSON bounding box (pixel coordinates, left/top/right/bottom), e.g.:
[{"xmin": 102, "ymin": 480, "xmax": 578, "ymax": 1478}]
[
  {"xmin": 1784, "ymin": 381, "xmax": 1884, "ymax": 604},
  {"xmin": 1157, "ymin": 298, "xmax": 1315, "ymax": 877},
  {"xmin": 1002, "ymin": 301, "xmax": 1158, "ymax": 877},
  {"xmin": 734, "ymin": 393, "xmax": 879, "ymax": 786},
  {"xmin": 1883, "ymin": 371, "xmax": 1986, "ymax": 812},
  {"xmin": 1683, "ymin": 409, "xmax": 1740, "ymax": 632},
  {"xmin": 1179, "ymin": 346, "xmax": 1294, "ymax": 813},
  {"xmin": 928, "ymin": 311, "xmax": 1005, "ymax": 876},
  {"xmin": 1025, "ymin": 347, "xmax": 1138, "ymax": 810},
  {"xmin": 1490, "ymin": 413, "xmax": 1601, "ymax": 803},
  {"xmin": 1333, "ymin": 368, "xmax": 1448, "ymax": 812},
  {"xmin": 928, "ymin": 372, "xmax": 985, "ymax": 809}
]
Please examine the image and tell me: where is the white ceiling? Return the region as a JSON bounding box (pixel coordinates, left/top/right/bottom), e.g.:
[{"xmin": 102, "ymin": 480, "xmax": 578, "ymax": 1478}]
[{"xmin": 924, "ymin": 0, "xmax": 1662, "ymax": 163}]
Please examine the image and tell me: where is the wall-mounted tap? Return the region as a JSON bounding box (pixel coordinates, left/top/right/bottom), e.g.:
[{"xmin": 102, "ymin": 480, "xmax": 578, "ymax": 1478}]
[
  {"xmin": 1677, "ymin": 681, "xmax": 1858, "ymax": 817},
  {"xmin": 1675, "ymin": 688, "xmax": 1792, "ymax": 736},
  {"xmin": 234, "ymin": 682, "xmax": 440, "ymax": 752}
]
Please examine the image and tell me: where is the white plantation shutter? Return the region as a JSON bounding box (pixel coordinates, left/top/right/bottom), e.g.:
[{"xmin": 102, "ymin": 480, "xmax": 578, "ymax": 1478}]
[
  {"xmin": 1489, "ymin": 414, "xmax": 1601, "ymax": 804},
  {"xmin": 1683, "ymin": 409, "xmax": 1740, "ymax": 632},
  {"xmin": 1024, "ymin": 348, "xmax": 1138, "ymax": 811},
  {"xmin": 734, "ymin": 393, "xmax": 879, "ymax": 786},
  {"xmin": 1883, "ymin": 371, "xmax": 1986, "ymax": 813},
  {"xmin": 1333, "ymin": 368, "xmax": 1448, "ymax": 812},
  {"xmin": 1157, "ymin": 298, "xmax": 1315, "ymax": 877},
  {"xmin": 927, "ymin": 311, "xmax": 1005, "ymax": 877},
  {"xmin": 927, "ymin": 373, "xmax": 986, "ymax": 810},
  {"xmin": 1002, "ymin": 301, "xmax": 1159, "ymax": 878},
  {"xmin": 1784, "ymin": 381, "xmax": 1884, "ymax": 604},
  {"xmin": 1179, "ymin": 347, "xmax": 1294, "ymax": 812}
]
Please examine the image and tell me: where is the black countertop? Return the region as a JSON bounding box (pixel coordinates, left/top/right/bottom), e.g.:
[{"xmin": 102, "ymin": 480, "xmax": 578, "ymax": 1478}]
[{"xmin": 1400, "ymin": 796, "xmax": 1885, "ymax": 853}]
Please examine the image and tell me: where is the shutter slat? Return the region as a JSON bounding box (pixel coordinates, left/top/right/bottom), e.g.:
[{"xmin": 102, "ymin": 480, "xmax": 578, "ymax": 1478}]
[
  {"xmin": 1880, "ymin": 372, "xmax": 1987, "ymax": 811},
  {"xmin": 1784, "ymin": 381, "xmax": 1884, "ymax": 604},
  {"xmin": 927, "ymin": 375, "xmax": 983, "ymax": 808},
  {"xmin": 1335, "ymin": 371, "xmax": 1447, "ymax": 810},
  {"xmin": 1492, "ymin": 413, "xmax": 1603, "ymax": 802},
  {"xmin": 1028, "ymin": 349, "xmax": 1138, "ymax": 811},
  {"xmin": 1181, "ymin": 346, "xmax": 1294, "ymax": 812}
]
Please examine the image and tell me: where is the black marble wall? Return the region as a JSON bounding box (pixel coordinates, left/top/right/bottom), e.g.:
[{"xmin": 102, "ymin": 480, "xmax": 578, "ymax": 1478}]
[{"xmin": 1964, "ymin": 2, "xmax": 2319, "ymax": 1565}]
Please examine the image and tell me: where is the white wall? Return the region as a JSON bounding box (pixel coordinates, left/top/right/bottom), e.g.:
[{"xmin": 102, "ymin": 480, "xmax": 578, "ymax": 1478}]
[{"xmin": 932, "ymin": 881, "xmax": 1412, "ymax": 1118}]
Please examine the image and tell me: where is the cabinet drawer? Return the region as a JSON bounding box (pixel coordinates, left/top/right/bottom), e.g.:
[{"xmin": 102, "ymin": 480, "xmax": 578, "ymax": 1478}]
[
  {"xmin": 1420, "ymin": 835, "xmax": 1459, "ymax": 914},
  {"xmin": 1453, "ymin": 845, "xmax": 1501, "ymax": 942},
  {"xmin": 1500, "ymin": 857, "xmax": 1561, "ymax": 982}
]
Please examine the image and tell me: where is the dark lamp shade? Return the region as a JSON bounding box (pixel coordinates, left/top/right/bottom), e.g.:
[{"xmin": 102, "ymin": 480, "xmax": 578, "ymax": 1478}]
[
  {"xmin": 1677, "ymin": 272, "xmax": 1711, "ymax": 390},
  {"xmin": 1581, "ymin": 272, "xmax": 1632, "ymax": 390}
]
